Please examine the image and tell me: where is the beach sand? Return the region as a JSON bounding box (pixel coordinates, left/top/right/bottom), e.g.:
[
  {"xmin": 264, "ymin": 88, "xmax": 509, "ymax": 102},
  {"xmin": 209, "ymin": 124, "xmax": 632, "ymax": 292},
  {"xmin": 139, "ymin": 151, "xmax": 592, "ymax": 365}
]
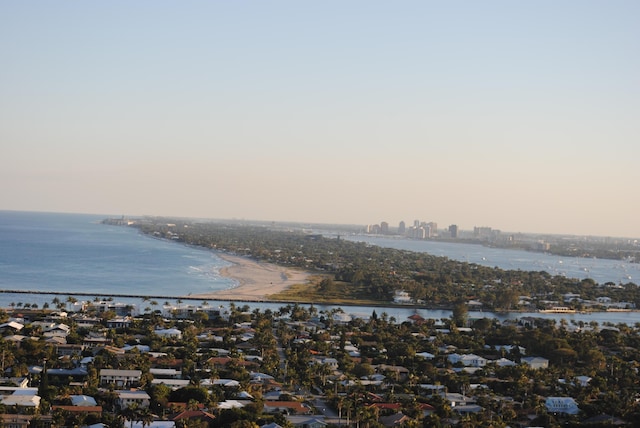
[{"xmin": 186, "ymin": 253, "xmax": 312, "ymax": 301}]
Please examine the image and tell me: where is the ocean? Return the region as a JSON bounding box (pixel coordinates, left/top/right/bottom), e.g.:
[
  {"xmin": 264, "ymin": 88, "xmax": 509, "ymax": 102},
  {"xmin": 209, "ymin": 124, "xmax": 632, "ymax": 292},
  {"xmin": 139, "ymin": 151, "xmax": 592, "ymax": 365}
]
[{"xmin": 0, "ymin": 211, "xmax": 235, "ymax": 308}]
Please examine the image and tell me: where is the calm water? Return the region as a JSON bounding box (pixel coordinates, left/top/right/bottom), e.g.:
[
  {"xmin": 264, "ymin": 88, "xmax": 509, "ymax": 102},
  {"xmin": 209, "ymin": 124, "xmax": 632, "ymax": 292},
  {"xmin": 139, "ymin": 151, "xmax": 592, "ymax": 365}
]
[
  {"xmin": 0, "ymin": 211, "xmax": 235, "ymax": 305},
  {"xmin": 345, "ymin": 235, "xmax": 640, "ymax": 285},
  {"xmin": 1, "ymin": 211, "xmax": 639, "ymax": 325}
]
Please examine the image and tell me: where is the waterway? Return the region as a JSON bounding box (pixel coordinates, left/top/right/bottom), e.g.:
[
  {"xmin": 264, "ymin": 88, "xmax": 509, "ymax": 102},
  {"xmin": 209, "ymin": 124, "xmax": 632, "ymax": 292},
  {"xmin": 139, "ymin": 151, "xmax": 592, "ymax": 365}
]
[{"xmin": 344, "ymin": 235, "xmax": 640, "ymax": 285}]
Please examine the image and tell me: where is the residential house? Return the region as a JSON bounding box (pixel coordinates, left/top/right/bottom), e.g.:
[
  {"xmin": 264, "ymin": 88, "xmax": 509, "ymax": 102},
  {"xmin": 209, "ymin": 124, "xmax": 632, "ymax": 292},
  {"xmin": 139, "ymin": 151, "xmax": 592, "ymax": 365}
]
[
  {"xmin": 106, "ymin": 317, "xmax": 133, "ymax": 329},
  {"xmin": 448, "ymin": 353, "xmax": 487, "ymax": 368},
  {"xmin": 0, "ymin": 321, "xmax": 24, "ymax": 333},
  {"xmin": 71, "ymin": 395, "xmax": 98, "ymax": 406},
  {"xmin": 51, "ymin": 405, "xmax": 102, "ymax": 417},
  {"xmin": 46, "ymin": 367, "xmax": 89, "ymax": 386},
  {"xmin": 151, "ymin": 378, "xmax": 190, "ymax": 389},
  {"xmin": 575, "ymin": 375, "xmax": 592, "ymax": 387},
  {"xmin": 83, "ymin": 333, "xmax": 112, "ymax": 349},
  {"xmin": 72, "ymin": 316, "xmax": 101, "ymax": 329},
  {"xmin": 439, "ymin": 392, "xmax": 475, "ymax": 408},
  {"xmin": 0, "ymin": 389, "xmax": 41, "ymax": 410},
  {"xmin": 392, "ymin": 290, "xmax": 412, "ymax": 304},
  {"xmin": 263, "ymin": 401, "xmax": 310, "ymax": 415},
  {"xmin": 171, "ymin": 410, "xmax": 216, "ymax": 425},
  {"xmin": 545, "ymin": 397, "xmax": 579, "ymax": 415},
  {"xmin": 54, "ymin": 343, "xmax": 85, "ymax": 358},
  {"xmin": 43, "ymin": 323, "xmax": 70, "ymax": 337},
  {"xmin": 407, "ymin": 314, "xmax": 426, "ymax": 325},
  {"xmin": 563, "ymin": 293, "xmax": 581, "ymax": 303},
  {"xmin": 127, "ymin": 423, "xmax": 175, "ymax": 428},
  {"xmin": 374, "ymin": 364, "xmax": 410, "ymax": 381},
  {"xmin": 117, "ymin": 390, "xmax": 151, "ymax": 409},
  {"xmin": 379, "ymin": 412, "xmax": 414, "ymax": 427},
  {"xmin": 217, "ymin": 400, "xmax": 246, "ymax": 409},
  {"xmin": 154, "ymin": 328, "xmax": 182, "ymax": 339},
  {"xmin": 522, "ymin": 356, "xmax": 549, "ymax": 370},
  {"xmin": 416, "ymin": 351, "xmax": 435, "ymax": 360},
  {"xmin": 312, "ymin": 357, "xmax": 339, "ymax": 371},
  {"xmin": 494, "ymin": 358, "xmax": 517, "ymax": 367},
  {"xmin": 150, "ymin": 368, "xmax": 182, "ymax": 379},
  {"xmin": 284, "ymin": 415, "xmax": 326, "ymax": 428},
  {"xmin": 90, "ymin": 300, "xmax": 135, "ymax": 317},
  {"xmin": 100, "ymin": 369, "xmax": 142, "ymax": 388},
  {"xmin": 453, "ymin": 404, "xmax": 484, "ymax": 415},
  {"xmin": 1, "ymin": 414, "xmax": 52, "ymax": 428}
]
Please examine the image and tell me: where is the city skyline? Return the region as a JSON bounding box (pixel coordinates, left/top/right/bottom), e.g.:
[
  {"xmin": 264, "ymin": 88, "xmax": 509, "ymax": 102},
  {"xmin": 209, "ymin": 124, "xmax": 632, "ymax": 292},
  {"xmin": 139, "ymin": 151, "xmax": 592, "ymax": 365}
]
[
  {"xmin": 1, "ymin": 2, "xmax": 639, "ymax": 238},
  {"xmin": 363, "ymin": 218, "xmax": 640, "ymax": 240}
]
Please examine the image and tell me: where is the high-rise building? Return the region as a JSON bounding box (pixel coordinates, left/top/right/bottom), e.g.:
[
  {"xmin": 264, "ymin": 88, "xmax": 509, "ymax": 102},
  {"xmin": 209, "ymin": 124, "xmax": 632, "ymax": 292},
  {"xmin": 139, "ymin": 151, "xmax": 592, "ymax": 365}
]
[
  {"xmin": 474, "ymin": 226, "xmax": 493, "ymax": 238},
  {"xmin": 449, "ymin": 224, "xmax": 458, "ymax": 238},
  {"xmin": 398, "ymin": 221, "xmax": 406, "ymax": 235},
  {"xmin": 380, "ymin": 222, "xmax": 389, "ymax": 234},
  {"xmin": 427, "ymin": 222, "xmax": 438, "ymax": 237}
]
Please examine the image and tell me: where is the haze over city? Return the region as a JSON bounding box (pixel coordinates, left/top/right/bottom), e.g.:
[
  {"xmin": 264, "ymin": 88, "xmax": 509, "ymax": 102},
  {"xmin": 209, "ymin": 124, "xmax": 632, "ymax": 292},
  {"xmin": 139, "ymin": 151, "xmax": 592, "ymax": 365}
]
[{"xmin": 1, "ymin": 2, "xmax": 639, "ymax": 238}]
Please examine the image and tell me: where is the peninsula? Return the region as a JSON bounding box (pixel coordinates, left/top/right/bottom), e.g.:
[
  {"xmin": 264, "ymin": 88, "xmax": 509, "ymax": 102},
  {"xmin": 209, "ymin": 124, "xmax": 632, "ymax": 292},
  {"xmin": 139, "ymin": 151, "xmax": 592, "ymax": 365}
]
[{"xmin": 104, "ymin": 217, "xmax": 640, "ymax": 312}]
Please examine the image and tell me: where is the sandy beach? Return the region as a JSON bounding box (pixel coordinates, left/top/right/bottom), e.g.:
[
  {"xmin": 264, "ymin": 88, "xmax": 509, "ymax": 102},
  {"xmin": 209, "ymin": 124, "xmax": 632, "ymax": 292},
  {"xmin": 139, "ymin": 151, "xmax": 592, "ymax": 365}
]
[{"xmin": 187, "ymin": 253, "xmax": 312, "ymax": 301}]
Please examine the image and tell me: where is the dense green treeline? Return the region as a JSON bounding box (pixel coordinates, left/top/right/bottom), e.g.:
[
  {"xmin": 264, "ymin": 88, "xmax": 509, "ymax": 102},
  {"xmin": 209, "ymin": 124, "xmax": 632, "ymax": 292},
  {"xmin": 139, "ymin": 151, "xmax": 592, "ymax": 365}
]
[{"xmin": 127, "ymin": 218, "xmax": 640, "ymax": 310}]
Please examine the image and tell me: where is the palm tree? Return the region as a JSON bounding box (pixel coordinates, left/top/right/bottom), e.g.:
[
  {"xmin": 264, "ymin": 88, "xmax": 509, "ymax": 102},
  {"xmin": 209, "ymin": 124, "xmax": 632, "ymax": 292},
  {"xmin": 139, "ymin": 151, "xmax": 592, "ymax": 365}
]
[
  {"xmin": 121, "ymin": 403, "xmax": 139, "ymax": 428},
  {"xmin": 66, "ymin": 296, "xmax": 78, "ymax": 309},
  {"xmin": 138, "ymin": 406, "xmax": 155, "ymax": 428}
]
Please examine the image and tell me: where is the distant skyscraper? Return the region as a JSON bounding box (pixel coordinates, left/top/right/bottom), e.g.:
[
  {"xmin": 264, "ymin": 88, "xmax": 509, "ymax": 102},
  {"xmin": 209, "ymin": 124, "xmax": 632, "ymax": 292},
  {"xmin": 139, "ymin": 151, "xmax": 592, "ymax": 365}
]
[
  {"xmin": 449, "ymin": 224, "xmax": 458, "ymax": 238},
  {"xmin": 474, "ymin": 226, "xmax": 493, "ymax": 238},
  {"xmin": 398, "ymin": 221, "xmax": 406, "ymax": 235},
  {"xmin": 380, "ymin": 221, "xmax": 389, "ymax": 234},
  {"xmin": 427, "ymin": 222, "xmax": 437, "ymax": 237}
]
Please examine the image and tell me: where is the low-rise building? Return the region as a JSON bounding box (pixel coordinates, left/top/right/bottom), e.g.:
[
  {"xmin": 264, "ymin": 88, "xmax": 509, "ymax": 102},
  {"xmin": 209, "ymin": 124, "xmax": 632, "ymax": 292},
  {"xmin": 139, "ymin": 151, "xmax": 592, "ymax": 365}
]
[
  {"xmin": 100, "ymin": 369, "xmax": 142, "ymax": 389},
  {"xmin": 522, "ymin": 356, "xmax": 549, "ymax": 370},
  {"xmin": 117, "ymin": 390, "xmax": 151, "ymax": 409},
  {"xmin": 545, "ymin": 396, "xmax": 579, "ymax": 415}
]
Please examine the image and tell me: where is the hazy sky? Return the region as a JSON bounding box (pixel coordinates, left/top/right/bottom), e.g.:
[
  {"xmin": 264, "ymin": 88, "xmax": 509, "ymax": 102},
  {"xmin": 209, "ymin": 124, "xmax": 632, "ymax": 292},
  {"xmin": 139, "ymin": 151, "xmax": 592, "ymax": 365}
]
[{"xmin": 1, "ymin": 2, "xmax": 639, "ymax": 237}]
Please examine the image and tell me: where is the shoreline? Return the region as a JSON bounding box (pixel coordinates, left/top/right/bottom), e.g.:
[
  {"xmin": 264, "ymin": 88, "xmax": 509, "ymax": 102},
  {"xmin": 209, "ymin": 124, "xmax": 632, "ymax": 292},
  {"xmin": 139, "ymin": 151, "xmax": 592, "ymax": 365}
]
[{"xmin": 187, "ymin": 253, "xmax": 313, "ymax": 302}]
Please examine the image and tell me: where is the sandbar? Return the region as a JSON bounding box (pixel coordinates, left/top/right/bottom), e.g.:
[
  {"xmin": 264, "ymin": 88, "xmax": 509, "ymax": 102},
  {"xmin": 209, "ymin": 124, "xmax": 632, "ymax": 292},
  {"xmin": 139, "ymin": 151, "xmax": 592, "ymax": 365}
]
[{"xmin": 187, "ymin": 253, "xmax": 312, "ymax": 301}]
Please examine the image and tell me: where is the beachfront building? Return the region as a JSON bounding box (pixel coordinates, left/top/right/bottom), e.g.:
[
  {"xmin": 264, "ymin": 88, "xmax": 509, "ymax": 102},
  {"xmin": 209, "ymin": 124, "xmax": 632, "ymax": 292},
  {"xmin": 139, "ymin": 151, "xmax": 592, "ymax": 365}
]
[
  {"xmin": 161, "ymin": 303, "xmax": 230, "ymax": 321},
  {"xmin": 89, "ymin": 300, "xmax": 137, "ymax": 317}
]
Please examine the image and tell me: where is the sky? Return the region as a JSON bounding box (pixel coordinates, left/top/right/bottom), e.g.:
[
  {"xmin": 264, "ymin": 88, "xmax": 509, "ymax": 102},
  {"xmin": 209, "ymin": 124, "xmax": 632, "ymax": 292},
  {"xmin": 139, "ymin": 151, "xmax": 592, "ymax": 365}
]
[{"xmin": 1, "ymin": 1, "xmax": 639, "ymax": 238}]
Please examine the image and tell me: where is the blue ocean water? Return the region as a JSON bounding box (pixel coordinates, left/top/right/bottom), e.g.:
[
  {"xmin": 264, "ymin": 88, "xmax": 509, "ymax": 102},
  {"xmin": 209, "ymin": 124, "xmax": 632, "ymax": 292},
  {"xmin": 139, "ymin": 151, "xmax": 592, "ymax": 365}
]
[{"xmin": 0, "ymin": 211, "xmax": 235, "ymax": 306}]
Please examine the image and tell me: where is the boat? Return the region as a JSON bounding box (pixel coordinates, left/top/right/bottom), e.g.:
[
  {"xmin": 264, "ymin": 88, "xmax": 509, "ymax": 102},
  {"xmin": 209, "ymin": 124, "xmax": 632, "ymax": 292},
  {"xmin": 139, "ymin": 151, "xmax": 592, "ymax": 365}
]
[{"xmin": 539, "ymin": 307, "xmax": 576, "ymax": 313}]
